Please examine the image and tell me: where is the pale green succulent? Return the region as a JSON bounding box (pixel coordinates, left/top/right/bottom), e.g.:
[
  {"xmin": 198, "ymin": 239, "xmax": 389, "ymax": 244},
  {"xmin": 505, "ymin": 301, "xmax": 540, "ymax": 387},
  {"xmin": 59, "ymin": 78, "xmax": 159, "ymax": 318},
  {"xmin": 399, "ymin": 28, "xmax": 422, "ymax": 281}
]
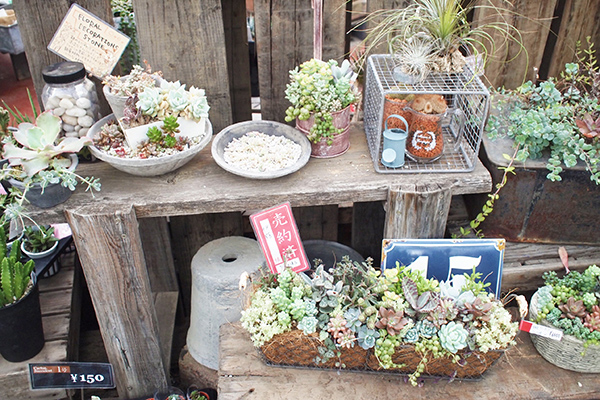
[
  {"xmin": 438, "ymin": 321, "xmax": 468, "ymax": 353},
  {"xmin": 2, "ymin": 111, "xmax": 92, "ymax": 177}
]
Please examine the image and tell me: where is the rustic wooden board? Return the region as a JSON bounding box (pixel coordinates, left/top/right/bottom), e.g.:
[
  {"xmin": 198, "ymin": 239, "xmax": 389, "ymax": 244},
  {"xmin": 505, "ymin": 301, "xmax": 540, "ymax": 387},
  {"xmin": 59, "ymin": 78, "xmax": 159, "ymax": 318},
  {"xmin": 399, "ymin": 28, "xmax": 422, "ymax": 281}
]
[
  {"xmin": 65, "ymin": 206, "xmax": 167, "ymax": 399},
  {"xmin": 473, "ymin": 0, "xmax": 557, "ymax": 90},
  {"xmin": 218, "ymin": 322, "xmax": 600, "ymax": 400},
  {"xmin": 139, "ymin": 217, "xmax": 178, "ymax": 293},
  {"xmin": 254, "ymin": 0, "xmax": 348, "ymax": 123},
  {"xmin": 547, "ymin": 0, "xmax": 600, "ymax": 80},
  {"xmin": 132, "ymin": 0, "xmax": 232, "ymax": 133},
  {"xmin": 294, "ymin": 205, "xmax": 339, "ymax": 241},
  {"xmin": 28, "ymin": 123, "xmax": 492, "ymax": 226},
  {"xmin": 154, "ymin": 291, "xmax": 179, "ymax": 375}
]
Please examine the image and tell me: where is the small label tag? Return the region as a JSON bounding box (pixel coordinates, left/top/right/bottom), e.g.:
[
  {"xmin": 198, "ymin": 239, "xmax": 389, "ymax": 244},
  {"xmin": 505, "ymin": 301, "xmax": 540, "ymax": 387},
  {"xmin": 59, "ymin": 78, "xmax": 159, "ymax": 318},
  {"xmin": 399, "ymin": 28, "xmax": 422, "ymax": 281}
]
[{"xmin": 520, "ymin": 320, "xmax": 563, "ymax": 341}]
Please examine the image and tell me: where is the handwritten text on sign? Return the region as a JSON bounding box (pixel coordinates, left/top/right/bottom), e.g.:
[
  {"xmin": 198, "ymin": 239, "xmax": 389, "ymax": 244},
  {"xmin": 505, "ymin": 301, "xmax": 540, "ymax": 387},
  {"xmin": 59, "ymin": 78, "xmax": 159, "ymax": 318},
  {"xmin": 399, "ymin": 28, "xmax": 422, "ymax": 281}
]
[
  {"xmin": 47, "ymin": 4, "xmax": 130, "ymax": 77},
  {"xmin": 250, "ymin": 202, "xmax": 309, "ymax": 274}
]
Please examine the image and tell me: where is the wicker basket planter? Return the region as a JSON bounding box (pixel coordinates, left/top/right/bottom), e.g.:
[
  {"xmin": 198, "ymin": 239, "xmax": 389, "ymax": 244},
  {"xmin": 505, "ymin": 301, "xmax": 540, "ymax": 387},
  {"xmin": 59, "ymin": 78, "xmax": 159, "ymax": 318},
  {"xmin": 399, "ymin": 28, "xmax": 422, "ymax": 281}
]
[
  {"xmin": 529, "ymin": 291, "xmax": 600, "ymax": 373},
  {"xmin": 260, "ymin": 329, "xmax": 505, "ymax": 379}
]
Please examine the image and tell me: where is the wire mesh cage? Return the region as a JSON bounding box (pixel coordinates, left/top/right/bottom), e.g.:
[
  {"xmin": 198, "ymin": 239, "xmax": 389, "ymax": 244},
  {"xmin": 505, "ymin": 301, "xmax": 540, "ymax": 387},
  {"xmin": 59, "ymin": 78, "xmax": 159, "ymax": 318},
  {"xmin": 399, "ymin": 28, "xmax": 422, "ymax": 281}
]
[{"xmin": 363, "ymin": 55, "xmax": 490, "ymax": 173}]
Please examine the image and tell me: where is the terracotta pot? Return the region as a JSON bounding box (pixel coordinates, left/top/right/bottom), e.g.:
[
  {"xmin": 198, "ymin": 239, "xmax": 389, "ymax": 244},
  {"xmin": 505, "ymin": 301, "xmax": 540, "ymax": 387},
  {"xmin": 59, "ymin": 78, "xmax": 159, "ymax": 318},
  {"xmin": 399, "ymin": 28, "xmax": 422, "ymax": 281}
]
[{"xmin": 295, "ymin": 106, "xmax": 351, "ymax": 158}]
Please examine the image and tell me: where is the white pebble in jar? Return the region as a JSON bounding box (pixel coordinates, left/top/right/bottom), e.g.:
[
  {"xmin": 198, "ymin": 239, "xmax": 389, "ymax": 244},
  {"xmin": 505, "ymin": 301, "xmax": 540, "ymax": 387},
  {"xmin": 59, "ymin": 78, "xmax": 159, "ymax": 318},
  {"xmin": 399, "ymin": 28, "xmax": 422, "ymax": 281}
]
[
  {"xmin": 76, "ymin": 97, "xmax": 92, "ymax": 109},
  {"xmin": 63, "ymin": 124, "xmax": 75, "ymax": 132},
  {"xmin": 78, "ymin": 115, "xmax": 94, "ymax": 128},
  {"xmin": 53, "ymin": 107, "xmax": 65, "ymax": 117},
  {"xmin": 46, "ymin": 96, "xmax": 61, "ymax": 109},
  {"xmin": 65, "ymin": 107, "xmax": 86, "ymax": 117},
  {"xmin": 65, "ymin": 131, "xmax": 79, "ymax": 138},
  {"xmin": 62, "ymin": 115, "xmax": 78, "ymax": 126},
  {"xmin": 59, "ymin": 98, "xmax": 74, "ymax": 109}
]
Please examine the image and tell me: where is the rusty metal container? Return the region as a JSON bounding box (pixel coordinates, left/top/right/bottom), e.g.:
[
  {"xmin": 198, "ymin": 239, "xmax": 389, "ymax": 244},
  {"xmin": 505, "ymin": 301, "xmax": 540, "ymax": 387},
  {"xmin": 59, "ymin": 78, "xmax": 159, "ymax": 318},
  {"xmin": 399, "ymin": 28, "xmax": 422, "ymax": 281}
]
[{"xmin": 463, "ymin": 135, "xmax": 600, "ymax": 244}]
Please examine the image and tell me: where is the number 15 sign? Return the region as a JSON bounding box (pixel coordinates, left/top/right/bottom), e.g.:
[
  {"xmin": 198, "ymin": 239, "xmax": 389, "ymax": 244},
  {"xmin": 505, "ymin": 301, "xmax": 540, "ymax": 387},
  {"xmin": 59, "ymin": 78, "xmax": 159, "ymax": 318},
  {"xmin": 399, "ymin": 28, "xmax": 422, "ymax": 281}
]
[{"xmin": 250, "ymin": 202, "xmax": 310, "ymax": 274}]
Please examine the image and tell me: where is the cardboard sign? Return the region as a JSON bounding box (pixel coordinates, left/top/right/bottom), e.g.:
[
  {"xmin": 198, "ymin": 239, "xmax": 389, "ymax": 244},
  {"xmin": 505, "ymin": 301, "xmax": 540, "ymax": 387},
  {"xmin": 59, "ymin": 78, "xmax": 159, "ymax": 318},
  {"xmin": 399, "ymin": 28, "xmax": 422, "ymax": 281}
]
[
  {"xmin": 47, "ymin": 4, "xmax": 130, "ymax": 78},
  {"xmin": 381, "ymin": 238, "xmax": 505, "ymax": 297},
  {"xmin": 250, "ymin": 202, "xmax": 310, "ymax": 274},
  {"xmin": 29, "ymin": 362, "xmax": 115, "ymax": 389}
]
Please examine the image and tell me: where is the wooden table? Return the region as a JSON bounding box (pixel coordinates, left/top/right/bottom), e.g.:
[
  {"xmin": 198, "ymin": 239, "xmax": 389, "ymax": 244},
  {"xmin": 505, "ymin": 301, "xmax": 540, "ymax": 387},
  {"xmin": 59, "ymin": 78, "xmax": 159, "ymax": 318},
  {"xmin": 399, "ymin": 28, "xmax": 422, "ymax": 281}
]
[
  {"xmin": 218, "ymin": 322, "xmax": 600, "ymax": 400},
  {"xmin": 30, "ymin": 123, "xmax": 492, "ymax": 398}
]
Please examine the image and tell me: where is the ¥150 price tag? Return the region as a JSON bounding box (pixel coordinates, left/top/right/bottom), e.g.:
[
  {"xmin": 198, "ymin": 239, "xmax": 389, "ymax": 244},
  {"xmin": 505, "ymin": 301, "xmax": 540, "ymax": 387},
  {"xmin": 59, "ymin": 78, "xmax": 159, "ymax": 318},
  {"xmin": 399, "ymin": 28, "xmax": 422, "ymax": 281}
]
[{"xmin": 29, "ymin": 362, "xmax": 115, "ymax": 389}]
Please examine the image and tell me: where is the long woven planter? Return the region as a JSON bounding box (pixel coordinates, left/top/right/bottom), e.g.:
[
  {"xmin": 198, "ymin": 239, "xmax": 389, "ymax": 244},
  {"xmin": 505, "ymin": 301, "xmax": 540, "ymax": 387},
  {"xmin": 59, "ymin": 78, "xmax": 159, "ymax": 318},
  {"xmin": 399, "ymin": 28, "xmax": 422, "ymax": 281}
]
[
  {"xmin": 529, "ymin": 291, "xmax": 600, "ymax": 373},
  {"xmin": 260, "ymin": 329, "xmax": 504, "ymax": 379}
]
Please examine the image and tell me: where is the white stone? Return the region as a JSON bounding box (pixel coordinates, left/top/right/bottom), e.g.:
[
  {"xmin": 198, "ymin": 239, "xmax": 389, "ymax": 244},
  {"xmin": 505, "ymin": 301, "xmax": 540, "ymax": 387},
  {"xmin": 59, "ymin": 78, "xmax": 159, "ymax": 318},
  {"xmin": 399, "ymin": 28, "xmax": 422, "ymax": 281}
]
[
  {"xmin": 52, "ymin": 107, "xmax": 65, "ymax": 117},
  {"xmin": 78, "ymin": 115, "xmax": 94, "ymax": 128},
  {"xmin": 65, "ymin": 131, "xmax": 79, "ymax": 138},
  {"xmin": 76, "ymin": 97, "xmax": 92, "ymax": 109},
  {"xmin": 46, "ymin": 96, "xmax": 61, "ymax": 108},
  {"xmin": 78, "ymin": 128, "xmax": 89, "ymax": 136},
  {"xmin": 61, "ymin": 115, "xmax": 78, "ymax": 126},
  {"xmin": 66, "ymin": 107, "xmax": 86, "ymax": 117},
  {"xmin": 62, "ymin": 123, "xmax": 75, "ymax": 132},
  {"xmin": 59, "ymin": 98, "xmax": 74, "ymax": 109},
  {"xmin": 86, "ymin": 109, "xmax": 96, "ymax": 117}
]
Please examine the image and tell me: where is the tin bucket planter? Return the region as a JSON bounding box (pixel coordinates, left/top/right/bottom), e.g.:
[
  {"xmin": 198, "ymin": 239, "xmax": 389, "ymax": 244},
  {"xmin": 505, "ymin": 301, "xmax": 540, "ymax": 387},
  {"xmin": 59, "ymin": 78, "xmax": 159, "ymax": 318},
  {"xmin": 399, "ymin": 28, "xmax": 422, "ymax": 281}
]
[{"xmin": 296, "ymin": 106, "xmax": 351, "ymax": 158}]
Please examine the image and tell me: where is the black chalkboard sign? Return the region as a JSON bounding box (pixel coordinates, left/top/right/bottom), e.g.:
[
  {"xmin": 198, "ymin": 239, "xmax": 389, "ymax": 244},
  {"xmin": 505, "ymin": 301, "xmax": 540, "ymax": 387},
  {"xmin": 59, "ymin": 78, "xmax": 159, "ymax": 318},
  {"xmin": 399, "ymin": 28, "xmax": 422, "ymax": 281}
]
[{"xmin": 29, "ymin": 362, "xmax": 115, "ymax": 389}]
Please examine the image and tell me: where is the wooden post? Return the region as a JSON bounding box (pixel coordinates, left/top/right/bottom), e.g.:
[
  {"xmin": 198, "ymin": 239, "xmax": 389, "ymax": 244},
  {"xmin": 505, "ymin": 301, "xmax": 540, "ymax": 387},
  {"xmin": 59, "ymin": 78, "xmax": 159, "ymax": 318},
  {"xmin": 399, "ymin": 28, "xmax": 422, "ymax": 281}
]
[
  {"xmin": 132, "ymin": 0, "xmax": 233, "ymax": 133},
  {"xmin": 65, "ymin": 205, "xmax": 167, "ymax": 398},
  {"xmin": 312, "ymin": 0, "xmax": 323, "ymax": 60},
  {"xmin": 384, "ymin": 182, "xmax": 454, "ymax": 239}
]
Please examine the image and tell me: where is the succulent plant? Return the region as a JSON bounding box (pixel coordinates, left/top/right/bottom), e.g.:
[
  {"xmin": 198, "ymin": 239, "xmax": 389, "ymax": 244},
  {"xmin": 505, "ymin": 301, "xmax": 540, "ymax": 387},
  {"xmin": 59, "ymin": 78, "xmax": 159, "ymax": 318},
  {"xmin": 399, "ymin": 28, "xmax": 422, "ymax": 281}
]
[
  {"xmin": 461, "ymin": 297, "xmax": 494, "ymax": 322},
  {"xmin": 438, "ymin": 321, "xmax": 469, "ymax": 353},
  {"xmin": 374, "ymin": 307, "xmax": 410, "ymax": 336},
  {"xmin": 558, "ymin": 297, "xmax": 587, "ymax": 319},
  {"xmin": 327, "ymin": 314, "xmax": 348, "ymax": 337},
  {"xmin": 403, "ymin": 277, "xmax": 440, "ymax": 316},
  {"xmin": 575, "ymin": 113, "xmax": 600, "ymax": 139},
  {"xmin": 584, "ymin": 305, "xmax": 600, "ymax": 332},
  {"xmin": 357, "ymin": 325, "xmax": 380, "ymax": 350}
]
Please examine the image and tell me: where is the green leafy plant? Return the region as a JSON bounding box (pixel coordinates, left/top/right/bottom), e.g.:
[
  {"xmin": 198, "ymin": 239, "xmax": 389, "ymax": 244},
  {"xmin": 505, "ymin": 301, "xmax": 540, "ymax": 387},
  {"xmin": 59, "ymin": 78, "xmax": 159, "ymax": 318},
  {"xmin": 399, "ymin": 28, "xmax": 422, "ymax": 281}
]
[
  {"xmin": 0, "ymin": 228, "xmax": 35, "ymax": 307},
  {"xmin": 22, "ymin": 225, "xmax": 58, "ymax": 253},
  {"xmin": 188, "ymin": 390, "xmax": 208, "ymax": 400},
  {"xmin": 284, "ymin": 58, "xmax": 358, "ymax": 145},
  {"xmin": 535, "ymin": 264, "xmax": 600, "ymax": 346},
  {"xmin": 110, "ymin": 0, "xmax": 140, "ymax": 73},
  {"xmin": 1, "ymin": 88, "xmax": 39, "ymax": 125}
]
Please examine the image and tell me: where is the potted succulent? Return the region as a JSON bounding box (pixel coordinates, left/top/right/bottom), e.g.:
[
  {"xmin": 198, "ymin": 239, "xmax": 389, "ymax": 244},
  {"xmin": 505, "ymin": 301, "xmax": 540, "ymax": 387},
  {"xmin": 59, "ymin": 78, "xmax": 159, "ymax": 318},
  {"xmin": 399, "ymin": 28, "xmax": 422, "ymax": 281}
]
[
  {"xmin": 21, "ymin": 225, "xmax": 59, "ymax": 259},
  {"xmin": 0, "ymin": 111, "xmax": 100, "ymax": 209},
  {"xmin": 0, "ymin": 228, "xmax": 44, "ymax": 362},
  {"xmin": 463, "ymin": 40, "xmax": 600, "ymax": 243},
  {"xmin": 284, "ymin": 58, "xmax": 358, "ymax": 158},
  {"xmin": 153, "ymin": 386, "xmax": 186, "ymax": 400},
  {"xmin": 186, "ymin": 386, "xmax": 212, "ymax": 400},
  {"xmin": 529, "ymin": 263, "xmax": 600, "ymax": 372},
  {"xmin": 102, "ymin": 63, "xmax": 162, "ymax": 120},
  {"xmin": 241, "ymin": 256, "xmax": 518, "ymax": 386},
  {"xmin": 87, "ymin": 79, "xmax": 213, "ymax": 176}
]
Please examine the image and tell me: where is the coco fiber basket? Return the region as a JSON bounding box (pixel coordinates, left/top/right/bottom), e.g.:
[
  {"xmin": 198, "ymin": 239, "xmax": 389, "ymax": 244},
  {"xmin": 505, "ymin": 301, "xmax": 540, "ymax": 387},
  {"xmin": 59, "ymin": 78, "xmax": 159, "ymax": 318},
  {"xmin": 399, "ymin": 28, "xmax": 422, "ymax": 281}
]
[
  {"xmin": 260, "ymin": 329, "xmax": 504, "ymax": 379},
  {"xmin": 529, "ymin": 291, "xmax": 600, "ymax": 373}
]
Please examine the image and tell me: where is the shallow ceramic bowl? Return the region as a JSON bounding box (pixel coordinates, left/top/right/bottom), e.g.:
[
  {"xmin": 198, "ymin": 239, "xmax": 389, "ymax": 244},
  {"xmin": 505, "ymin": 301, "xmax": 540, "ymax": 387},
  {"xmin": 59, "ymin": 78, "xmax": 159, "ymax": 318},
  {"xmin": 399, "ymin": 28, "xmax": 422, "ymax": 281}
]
[
  {"xmin": 211, "ymin": 120, "xmax": 311, "ymax": 179},
  {"xmin": 87, "ymin": 114, "xmax": 213, "ymax": 177}
]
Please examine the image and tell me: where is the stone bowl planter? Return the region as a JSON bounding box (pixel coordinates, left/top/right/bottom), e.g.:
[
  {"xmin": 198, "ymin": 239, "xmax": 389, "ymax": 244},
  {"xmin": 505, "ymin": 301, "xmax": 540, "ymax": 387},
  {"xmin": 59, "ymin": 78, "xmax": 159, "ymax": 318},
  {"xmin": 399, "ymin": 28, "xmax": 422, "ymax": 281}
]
[{"xmin": 87, "ymin": 114, "xmax": 213, "ymax": 177}]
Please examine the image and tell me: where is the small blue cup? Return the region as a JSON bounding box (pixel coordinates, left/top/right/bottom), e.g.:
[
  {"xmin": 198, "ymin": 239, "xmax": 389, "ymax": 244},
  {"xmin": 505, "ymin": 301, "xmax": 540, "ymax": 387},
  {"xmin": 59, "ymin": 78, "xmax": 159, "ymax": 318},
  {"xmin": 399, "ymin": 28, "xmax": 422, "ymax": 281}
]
[{"xmin": 381, "ymin": 114, "xmax": 409, "ymax": 168}]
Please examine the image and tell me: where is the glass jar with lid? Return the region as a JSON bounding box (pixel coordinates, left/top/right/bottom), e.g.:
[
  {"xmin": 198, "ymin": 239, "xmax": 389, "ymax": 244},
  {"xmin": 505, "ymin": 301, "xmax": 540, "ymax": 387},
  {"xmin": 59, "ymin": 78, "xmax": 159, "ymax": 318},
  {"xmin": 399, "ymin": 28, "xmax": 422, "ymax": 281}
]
[{"xmin": 41, "ymin": 61, "xmax": 100, "ymax": 139}]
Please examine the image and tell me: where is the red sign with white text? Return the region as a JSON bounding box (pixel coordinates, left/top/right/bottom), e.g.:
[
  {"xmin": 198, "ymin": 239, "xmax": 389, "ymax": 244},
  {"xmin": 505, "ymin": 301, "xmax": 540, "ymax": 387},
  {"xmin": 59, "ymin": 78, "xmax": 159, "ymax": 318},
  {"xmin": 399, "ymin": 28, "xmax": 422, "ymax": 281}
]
[{"xmin": 250, "ymin": 202, "xmax": 310, "ymax": 274}]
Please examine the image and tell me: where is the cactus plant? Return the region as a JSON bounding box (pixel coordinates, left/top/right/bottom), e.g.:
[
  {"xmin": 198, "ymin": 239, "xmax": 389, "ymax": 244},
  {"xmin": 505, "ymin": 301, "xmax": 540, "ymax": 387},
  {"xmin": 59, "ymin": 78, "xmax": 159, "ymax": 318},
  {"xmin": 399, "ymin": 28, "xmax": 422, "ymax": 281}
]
[{"xmin": 0, "ymin": 228, "xmax": 36, "ymax": 307}]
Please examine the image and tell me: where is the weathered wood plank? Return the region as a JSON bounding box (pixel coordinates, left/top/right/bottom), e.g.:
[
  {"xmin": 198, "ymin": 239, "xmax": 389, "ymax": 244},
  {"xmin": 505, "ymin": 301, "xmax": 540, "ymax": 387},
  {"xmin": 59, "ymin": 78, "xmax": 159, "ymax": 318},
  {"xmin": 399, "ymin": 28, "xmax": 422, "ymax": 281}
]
[
  {"xmin": 132, "ymin": 0, "xmax": 232, "ymax": 133},
  {"xmin": 154, "ymin": 291, "xmax": 179, "ymax": 374},
  {"xmin": 218, "ymin": 322, "xmax": 600, "ymax": 400},
  {"xmin": 139, "ymin": 217, "xmax": 178, "ymax": 293},
  {"xmin": 11, "ymin": 0, "xmax": 114, "ymax": 110},
  {"xmin": 222, "ymin": 0, "xmax": 252, "ymax": 123},
  {"xmin": 65, "ymin": 205, "xmax": 167, "ymax": 398},
  {"xmin": 294, "ymin": 205, "xmax": 339, "ymax": 241},
  {"xmin": 384, "ymin": 182, "xmax": 454, "ymax": 238},
  {"xmin": 547, "ymin": 0, "xmax": 600, "ymax": 80},
  {"xmin": 27, "ymin": 123, "xmax": 492, "ymax": 226},
  {"xmin": 254, "ymin": 0, "xmax": 348, "ymax": 123},
  {"xmin": 352, "ymin": 201, "xmax": 385, "ymax": 264},
  {"xmin": 473, "ymin": 0, "xmax": 557, "ymax": 90}
]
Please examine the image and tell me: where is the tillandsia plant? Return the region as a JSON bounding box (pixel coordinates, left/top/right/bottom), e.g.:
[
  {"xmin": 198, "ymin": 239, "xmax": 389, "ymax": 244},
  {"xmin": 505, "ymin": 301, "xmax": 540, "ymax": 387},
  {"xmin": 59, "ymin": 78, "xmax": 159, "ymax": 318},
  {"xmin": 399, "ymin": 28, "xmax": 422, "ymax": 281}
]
[
  {"xmin": 0, "ymin": 112, "xmax": 100, "ymax": 221},
  {"xmin": 534, "ymin": 264, "xmax": 600, "ymax": 347},
  {"xmin": 241, "ymin": 256, "xmax": 517, "ymax": 386},
  {"xmin": 120, "ymin": 79, "xmax": 210, "ymax": 129},
  {"xmin": 354, "ymin": 0, "xmax": 526, "ymax": 80},
  {"xmin": 284, "ymin": 58, "xmax": 358, "ymax": 145},
  {"xmin": 0, "ymin": 228, "xmax": 35, "ymax": 307}
]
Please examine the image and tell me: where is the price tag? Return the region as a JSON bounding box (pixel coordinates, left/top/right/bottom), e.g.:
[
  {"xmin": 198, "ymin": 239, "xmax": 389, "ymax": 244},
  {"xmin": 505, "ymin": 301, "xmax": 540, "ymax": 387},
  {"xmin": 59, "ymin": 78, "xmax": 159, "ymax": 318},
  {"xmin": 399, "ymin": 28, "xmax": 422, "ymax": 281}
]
[
  {"xmin": 519, "ymin": 320, "xmax": 564, "ymax": 341},
  {"xmin": 29, "ymin": 362, "xmax": 115, "ymax": 389},
  {"xmin": 250, "ymin": 202, "xmax": 310, "ymax": 274},
  {"xmin": 47, "ymin": 4, "xmax": 130, "ymax": 77}
]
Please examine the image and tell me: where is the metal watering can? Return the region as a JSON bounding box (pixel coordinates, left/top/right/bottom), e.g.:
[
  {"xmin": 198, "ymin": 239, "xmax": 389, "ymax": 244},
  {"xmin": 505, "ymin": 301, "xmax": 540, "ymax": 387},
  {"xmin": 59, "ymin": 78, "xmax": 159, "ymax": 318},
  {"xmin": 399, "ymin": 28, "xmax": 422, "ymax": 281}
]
[{"xmin": 381, "ymin": 114, "xmax": 409, "ymax": 168}]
